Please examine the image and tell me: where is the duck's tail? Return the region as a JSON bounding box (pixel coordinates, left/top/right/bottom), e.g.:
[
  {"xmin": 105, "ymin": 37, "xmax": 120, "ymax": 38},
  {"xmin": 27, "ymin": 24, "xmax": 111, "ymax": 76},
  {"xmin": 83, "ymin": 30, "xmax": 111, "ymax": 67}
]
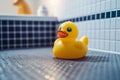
[{"xmin": 80, "ymin": 36, "xmax": 89, "ymax": 46}]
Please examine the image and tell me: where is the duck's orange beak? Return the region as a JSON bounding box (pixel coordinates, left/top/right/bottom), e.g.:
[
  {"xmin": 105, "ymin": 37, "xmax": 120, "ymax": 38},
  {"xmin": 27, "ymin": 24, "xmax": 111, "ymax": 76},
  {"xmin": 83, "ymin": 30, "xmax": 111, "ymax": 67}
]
[
  {"xmin": 13, "ymin": 0, "xmax": 19, "ymax": 6},
  {"xmin": 57, "ymin": 30, "xmax": 68, "ymax": 38}
]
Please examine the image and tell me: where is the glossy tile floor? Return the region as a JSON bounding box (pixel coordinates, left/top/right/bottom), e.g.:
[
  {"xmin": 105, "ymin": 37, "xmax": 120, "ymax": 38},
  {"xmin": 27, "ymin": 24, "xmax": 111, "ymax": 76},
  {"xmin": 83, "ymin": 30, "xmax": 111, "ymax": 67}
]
[{"xmin": 0, "ymin": 48, "xmax": 120, "ymax": 80}]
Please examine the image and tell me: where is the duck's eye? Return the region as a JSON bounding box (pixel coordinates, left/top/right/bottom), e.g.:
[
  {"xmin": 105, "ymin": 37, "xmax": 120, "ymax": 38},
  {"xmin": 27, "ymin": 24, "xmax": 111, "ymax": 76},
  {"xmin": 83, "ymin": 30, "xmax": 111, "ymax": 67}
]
[
  {"xmin": 58, "ymin": 27, "xmax": 61, "ymax": 30},
  {"xmin": 67, "ymin": 27, "xmax": 72, "ymax": 32}
]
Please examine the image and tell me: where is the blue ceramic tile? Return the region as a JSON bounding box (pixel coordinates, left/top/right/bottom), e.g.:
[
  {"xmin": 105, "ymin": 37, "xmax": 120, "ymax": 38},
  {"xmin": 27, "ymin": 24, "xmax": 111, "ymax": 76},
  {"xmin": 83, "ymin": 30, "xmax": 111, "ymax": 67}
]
[
  {"xmin": 96, "ymin": 14, "xmax": 100, "ymax": 19},
  {"xmin": 112, "ymin": 11, "xmax": 116, "ymax": 18},
  {"xmin": 101, "ymin": 13, "xmax": 105, "ymax": 19},
  {"xmin": 117, "ymin": 10, "xmax": 120, "ymax": 17},
  {"xmin": 106, "ymin": 12, "xmax": 111, "ymax": 18},
  {"xmin": 92, "ymin": 15, "xmax": 95, "ymax": 20}
]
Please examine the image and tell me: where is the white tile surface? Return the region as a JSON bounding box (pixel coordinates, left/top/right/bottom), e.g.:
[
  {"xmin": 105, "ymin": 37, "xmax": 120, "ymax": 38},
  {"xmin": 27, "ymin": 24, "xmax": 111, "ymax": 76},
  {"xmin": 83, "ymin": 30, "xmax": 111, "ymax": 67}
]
[
  {"xmin": 104, "ymin": 40, "xmax": 110, "ymax": 50},
  {"xmin": 100, "ymin": 1, "xmax": 106, "ymax": 12},
  {"xmin": 95, "ymin": 3, "xmax": 101, "ymax": 13},
  {"xmin": 110, "ymin": 0, "xmax": 117, "ymax": 10},
  {"xmin": 110, "ymin": 30, "xmax": 116, "ymax": 40},
  {"xmin": 110, "ymin": 18, "xmax": 116, "ymax": 29},
  {"xmin": 100, "ymin": 20, "xmax": 105, "ymax": 29},
  {"xmin": 116, "ymin": 18, "xmax": 120, "ymax": 29},
  {"xmin": 117, "ymin": 0, "xmax": 120, "ymax": 9},
  {"xmin": 105, "ymin": 30, "xmax": 110, "ymax": 40},
  {"xmin": 105, "ymin": 0, "xmax": 111, "ymax": 11},
  {"xmin": 100, "ymin": 40, "xmax": 105, "ymax": 50},
  {"xmin": 116, "ymin": 41, "xmax": 120, "ymax": 52},
  {"xmin": 110, "ymin": 41, "xmax": 116, "ymax": 51},
  {"xmin": 116, "ymin": 30, "xmax": 120, "ymax": 41},
  {"xmin": 105, "ymin": 19, "xmax": 111, "ymax": 29}
]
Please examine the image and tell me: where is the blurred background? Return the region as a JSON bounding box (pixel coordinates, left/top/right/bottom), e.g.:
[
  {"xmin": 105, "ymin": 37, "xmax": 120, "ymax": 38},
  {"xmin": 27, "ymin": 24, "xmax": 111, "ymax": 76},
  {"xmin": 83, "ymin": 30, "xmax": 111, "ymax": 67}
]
[
  {"xmin": 0, "ymin": 0, "xmax": 120, "ymax": 53},
  {"xmin": 0, "ymin": 0, "xmax": 62, "ymax": 17}
]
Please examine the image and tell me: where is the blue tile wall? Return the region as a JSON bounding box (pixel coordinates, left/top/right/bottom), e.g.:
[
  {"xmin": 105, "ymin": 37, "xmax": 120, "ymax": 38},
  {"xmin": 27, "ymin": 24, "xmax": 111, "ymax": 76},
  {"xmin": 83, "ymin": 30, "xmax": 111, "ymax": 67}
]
[{"xmin": 0, "ymin": 15, "xmax": 57, "ymax": 50}]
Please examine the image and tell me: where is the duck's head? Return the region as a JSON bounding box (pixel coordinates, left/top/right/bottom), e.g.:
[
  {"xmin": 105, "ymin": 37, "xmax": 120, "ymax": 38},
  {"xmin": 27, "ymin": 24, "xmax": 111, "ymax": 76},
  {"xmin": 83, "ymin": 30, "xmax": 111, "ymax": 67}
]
[
  {"xmin": 13, "ymin": 0, "xmax": 25, "ymax": 6},
  {"xmin": 57, "ymin": 21, "xmax": 78, "ymax": 40}
]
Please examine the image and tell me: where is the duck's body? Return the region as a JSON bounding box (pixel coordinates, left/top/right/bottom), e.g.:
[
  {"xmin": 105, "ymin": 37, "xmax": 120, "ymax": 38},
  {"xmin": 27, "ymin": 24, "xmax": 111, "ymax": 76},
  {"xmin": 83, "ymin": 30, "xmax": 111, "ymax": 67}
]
[{"xmin": 53, "ymin": 21, "xmax": 89, "ymax": 59}]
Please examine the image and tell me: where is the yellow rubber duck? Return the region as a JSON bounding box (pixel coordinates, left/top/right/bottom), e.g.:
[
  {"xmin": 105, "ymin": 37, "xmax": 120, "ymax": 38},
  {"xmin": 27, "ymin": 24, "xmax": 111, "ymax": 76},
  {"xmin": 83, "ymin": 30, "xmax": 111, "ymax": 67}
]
[
  {"xmin": 53, "ymin": 21, "xmax": 89, "ymax": 59},
  {"xmin": 13, "ymin": 0, "xmax": 32, "ymax": 14}
]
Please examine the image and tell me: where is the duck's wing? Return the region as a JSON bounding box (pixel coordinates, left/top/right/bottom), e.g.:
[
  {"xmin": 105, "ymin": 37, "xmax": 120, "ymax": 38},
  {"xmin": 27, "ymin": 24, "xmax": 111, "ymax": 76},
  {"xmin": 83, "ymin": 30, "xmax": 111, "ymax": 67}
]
[
  {"xmin": 74, "ymin": 41, "xmax": 84, "ymax": 49},
  {"xmin": 80, "ymin": 36, "xmax": 89, "ymax": 46}
]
